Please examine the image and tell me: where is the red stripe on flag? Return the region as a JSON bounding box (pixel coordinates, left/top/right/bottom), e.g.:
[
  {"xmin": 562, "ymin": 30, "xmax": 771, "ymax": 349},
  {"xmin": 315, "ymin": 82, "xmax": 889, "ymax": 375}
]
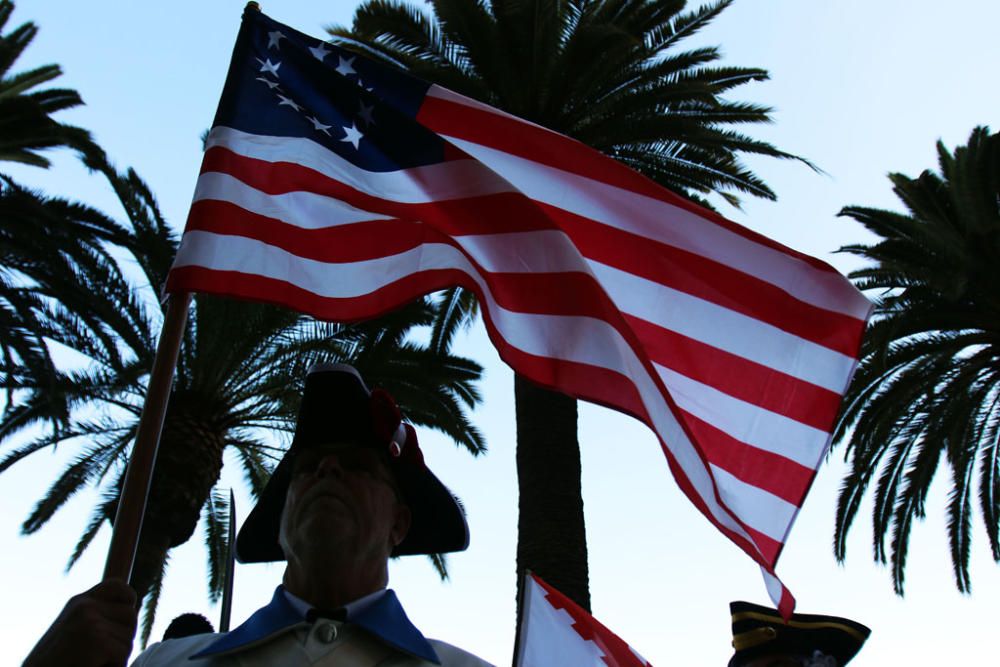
[
  {"xmin": 418, "ymin": 92, "xmax": 846, "ymax": 276},
  {"xmin": 659, "ymin": 443, "xmax": 782, "ymax": 565},
  {"xmin": 547, "ymin": 205, "xmax": 866, "ymax": 356},
  {"xmin": 625, "ymin": 315, "xmax": 842, "ymax": 432},
  {"xmin": 186, "ymin": 200, "xmax": 421, "ymax": 262},
  {"xmin": 200, "ymin": 146, "xmax": 565, "ymax": 235},
  {"xmin": 485, "ymin": 330, "xmax": 787, "ymax": 563},
  {"xmin": 680, "ymin": 412, "xmax": 816, "ymax": 506},
  {"xmin": 486, "ymin": 342, "xmax": 783, "ymax": 566},
  {"xmin": 166, "ymin": 265, "xmax": 471, "ymax": 324},
  {"xmin": 778, "ymin": 584, "xmax": 796, "ymax": 620}
]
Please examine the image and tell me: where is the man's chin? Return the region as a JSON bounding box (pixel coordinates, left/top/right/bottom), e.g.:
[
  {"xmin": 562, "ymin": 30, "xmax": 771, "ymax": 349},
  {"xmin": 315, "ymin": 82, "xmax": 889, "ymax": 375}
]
[
  {"xmin": 305, "ymin": 492, "xmax": 349, "ymax": 508},
  {"xmin": 296, "ymin": 503, "xmax": 355, "ymax": 534},
  {"xmin": 286, "ymin": 528, "xmax": 357, "ymax": 564}
]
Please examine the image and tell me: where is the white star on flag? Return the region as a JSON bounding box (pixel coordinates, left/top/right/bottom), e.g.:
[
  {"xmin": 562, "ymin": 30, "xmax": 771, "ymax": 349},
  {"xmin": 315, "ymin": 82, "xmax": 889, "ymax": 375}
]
[
  {"xmin": 309, "ymin": 42, "xmax": 331, "ymax": 61},
  {"xmin": 255, "ymin": 77, "xmax": 280, "ymax": 90},
  {"xmin": 256, "ymin": 57, "xmax": 280, "ymax": 76},
  {"xmin": 276, "ymin": 94, "xmax": 302, "ymax": 112},
  {"xmin": 340, "ymin": 122, "xmax": 363, "ymax": 149},
  {"xmin": 335, "ymin": 55, "xmax": 356, "ymax": 77},
  {"xmin": 357, "ymin": 100, "xmax": 375, "ymax": 126},
  {"xmin": 267, "ymin": 30, "xmax": 285, "ymax": 49},
  {"xmin": 307, "ymin": 116, "xmax": 332, "ymax": 135}
]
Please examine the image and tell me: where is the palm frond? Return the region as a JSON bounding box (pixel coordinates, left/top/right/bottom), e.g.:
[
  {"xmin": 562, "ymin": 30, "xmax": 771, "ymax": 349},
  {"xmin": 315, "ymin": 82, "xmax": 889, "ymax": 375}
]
[
  {"xmin": 834, "ymin": 126, "xmax": 1000, "ymax": 593},
  {"xmin": 66, "ymin": 480, "xmax": 121, "ymax": 570},
  {"xmin": 139, "ymin": 552, "xmax": 170, "ymax": 648},
  {"xmin": 203, "ymin": 489, "xmax": 230, "ymax": 603}
]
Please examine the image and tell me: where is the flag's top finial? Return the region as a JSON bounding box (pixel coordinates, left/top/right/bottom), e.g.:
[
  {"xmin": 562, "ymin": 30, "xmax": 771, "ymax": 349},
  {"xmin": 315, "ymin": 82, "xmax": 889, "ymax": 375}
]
[{"xmin": 245, "ymin": 2, "xmax": 261, "ymax": 13}]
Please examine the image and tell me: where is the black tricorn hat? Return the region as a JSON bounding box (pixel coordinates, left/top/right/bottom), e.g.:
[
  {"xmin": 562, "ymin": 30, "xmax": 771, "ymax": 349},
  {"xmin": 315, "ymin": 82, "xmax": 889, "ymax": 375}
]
[
  {"xmin": 235, "ymin": 363, "xmax": 469, "ymax": 563},
  {"xmin": 728, "ymin": 601, "xmax": 871, "ymax": 666}
]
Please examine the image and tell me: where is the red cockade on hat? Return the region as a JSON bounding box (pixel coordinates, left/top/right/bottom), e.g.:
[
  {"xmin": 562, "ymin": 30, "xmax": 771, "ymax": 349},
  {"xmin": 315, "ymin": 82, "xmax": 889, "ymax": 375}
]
[
  {"xmin": 396, "ymin": 423, "xmax": 426, "ymax": 469},
  {"xmin": 369, "ymin": 387, "xmax": 402, "ymax": 445},
  {"xmin": 369, "ymin": 388, "xmax": 426, "ymax": 469}
]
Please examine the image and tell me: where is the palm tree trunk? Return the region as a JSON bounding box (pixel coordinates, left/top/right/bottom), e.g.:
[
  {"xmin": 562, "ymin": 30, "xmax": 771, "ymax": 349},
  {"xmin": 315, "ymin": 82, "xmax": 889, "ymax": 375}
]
[
  {"xmin": 514, "ymin": 372, "xmax": 590, "ymax": 630},
  {"xmin": 128, "ymin": 399, "xmax": 226, "ymax": 600}
]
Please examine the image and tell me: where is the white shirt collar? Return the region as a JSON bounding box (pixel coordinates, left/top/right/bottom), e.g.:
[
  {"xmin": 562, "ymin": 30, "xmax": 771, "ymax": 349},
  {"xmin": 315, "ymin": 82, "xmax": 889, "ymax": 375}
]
[{"xmin": 282, "ymin": 585, "xmax": 388, "ymax": 619}]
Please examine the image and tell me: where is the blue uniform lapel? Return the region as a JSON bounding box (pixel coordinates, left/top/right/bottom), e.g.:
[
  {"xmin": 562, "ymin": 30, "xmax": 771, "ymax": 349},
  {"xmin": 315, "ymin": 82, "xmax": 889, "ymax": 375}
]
[
  {"xmin": 191, "ymin": 587, "xmax": 301, "ymax": 658},
  {"xmin": 350, "ymin": 589, "xmax": 439, "ymax": 663},
  {"xmin": 191, "ymin": 586, "xmax": 440, "ymax": 664}
]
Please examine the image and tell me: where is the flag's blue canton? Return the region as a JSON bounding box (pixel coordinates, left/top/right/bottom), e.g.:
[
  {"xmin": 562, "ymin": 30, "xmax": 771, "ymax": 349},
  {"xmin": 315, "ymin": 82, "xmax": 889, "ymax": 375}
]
[{"xmin": 213, "ymin": 10, "xmax": 444, "ymax": 172}]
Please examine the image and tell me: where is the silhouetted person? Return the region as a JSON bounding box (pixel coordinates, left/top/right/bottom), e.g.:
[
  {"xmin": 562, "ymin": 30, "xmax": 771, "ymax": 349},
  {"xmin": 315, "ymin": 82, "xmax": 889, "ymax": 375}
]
[
  {"xmin": 727, "ymin": 601, "xmax": 871, "ymax": 666},
  {"xmin": 24, "ymin": 363, "xmax": 492, "ymax": 666},
  {"xmin": 161, "ymin": 613, "xmax": 214, "ymax": 641}
]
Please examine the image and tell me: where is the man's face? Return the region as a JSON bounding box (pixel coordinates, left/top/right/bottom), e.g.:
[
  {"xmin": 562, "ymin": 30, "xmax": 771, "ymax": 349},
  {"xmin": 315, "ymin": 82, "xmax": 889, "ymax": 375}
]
[{"xmin": 278, "ymin": 442, "xmax": 411, "ymax": 564}]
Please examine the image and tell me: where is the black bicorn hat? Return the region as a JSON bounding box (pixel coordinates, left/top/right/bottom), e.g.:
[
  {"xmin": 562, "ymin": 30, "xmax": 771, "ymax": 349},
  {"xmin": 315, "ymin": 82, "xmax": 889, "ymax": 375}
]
[
  {"xmin": 235, "ymin": 363, "xmax": 470, "ymax": 563},
  {"xmin": 728, "ymin": 601, "xmax": 871, "ymax": 666}
]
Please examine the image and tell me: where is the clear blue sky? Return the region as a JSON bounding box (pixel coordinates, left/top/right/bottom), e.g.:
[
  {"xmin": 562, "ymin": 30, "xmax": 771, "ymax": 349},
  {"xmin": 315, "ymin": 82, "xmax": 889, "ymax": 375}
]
[{"xmin": 3, "ymin": 1, "xmax": 999, "ymax": 665}]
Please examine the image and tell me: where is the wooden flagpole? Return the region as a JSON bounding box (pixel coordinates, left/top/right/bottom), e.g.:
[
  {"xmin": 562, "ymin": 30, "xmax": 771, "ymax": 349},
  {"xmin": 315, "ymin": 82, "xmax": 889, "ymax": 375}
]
[
  {"xmin": 511, "ymin": 569, "xmax": 532, "ymax": 667},
  {"xmin": 103, "ymin": 292, "xmax": 192, "ymax": 582}
]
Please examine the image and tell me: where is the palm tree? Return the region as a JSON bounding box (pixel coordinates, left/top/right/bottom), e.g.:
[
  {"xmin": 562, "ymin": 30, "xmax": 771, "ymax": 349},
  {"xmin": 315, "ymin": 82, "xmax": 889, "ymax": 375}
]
[
  {"xmin": 0, "ymin": 0, "xmax": 486, "ymax": 644},
  {"xmin": 0, "ymin": 162, "xmax": 486, "ymax": 645},
  {"xmin": 0, "ymin": 0, "xmax": 98, "ymax": 166},
  {"xmin": 330, "ymin": 0, "xmax": 806, "ymax": 613},
  {"xmin": 0, "ymin": 0, "xmax": 126, "ymax": 417},
  {"xmin": 833, "ymin": 126, "xmax": 1000, "ymax": 595}
]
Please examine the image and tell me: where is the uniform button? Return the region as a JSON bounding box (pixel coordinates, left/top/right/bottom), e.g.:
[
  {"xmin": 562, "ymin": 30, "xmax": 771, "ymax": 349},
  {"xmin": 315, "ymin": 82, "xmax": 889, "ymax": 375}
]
[{"xmin": 316, "ymin": 622, "xmax": 338, "ymax": 644}]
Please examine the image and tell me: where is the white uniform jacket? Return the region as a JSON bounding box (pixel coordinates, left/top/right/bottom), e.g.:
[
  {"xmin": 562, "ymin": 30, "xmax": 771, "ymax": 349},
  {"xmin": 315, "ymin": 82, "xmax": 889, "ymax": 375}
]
[{"xmin": 132, "ymin": 587, "xmax": 493, "ymax": 667}]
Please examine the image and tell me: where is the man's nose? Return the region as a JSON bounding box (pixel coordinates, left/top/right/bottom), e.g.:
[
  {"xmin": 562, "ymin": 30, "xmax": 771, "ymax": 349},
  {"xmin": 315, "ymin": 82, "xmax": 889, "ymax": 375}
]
[{"xmin": 315, "ymin": 452, "xmax": 345, "ymax": 478}]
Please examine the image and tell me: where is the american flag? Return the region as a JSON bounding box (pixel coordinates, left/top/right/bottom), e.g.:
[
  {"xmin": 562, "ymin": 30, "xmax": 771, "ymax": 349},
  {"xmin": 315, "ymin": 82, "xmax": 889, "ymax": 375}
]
[{"xmin": 166, "ymin": 8, "xmax": 871, "ymax": 616}]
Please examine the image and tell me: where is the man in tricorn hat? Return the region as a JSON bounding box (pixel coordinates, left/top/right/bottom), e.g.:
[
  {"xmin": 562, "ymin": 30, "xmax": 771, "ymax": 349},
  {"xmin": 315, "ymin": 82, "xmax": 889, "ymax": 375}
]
[
  {"xmin": 24, "ymin": 363, "xmax": 493, "ymax": 667},
  {"xmin": 727, "ymin": 601, "xmax": 871, "ymax": 667}
]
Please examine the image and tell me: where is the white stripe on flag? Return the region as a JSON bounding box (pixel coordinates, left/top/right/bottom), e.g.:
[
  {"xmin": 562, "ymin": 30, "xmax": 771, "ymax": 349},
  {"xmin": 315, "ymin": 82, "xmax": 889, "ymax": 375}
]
[
  {"xmin": 657, "ymin": 367, "xmax": 830, "ymax": 469},
  {"xmin": 454, "ymin": 230, "xmax": 589, "ymax": 276},
  {"xmin": 591, "ymin": 262, "xmax": 856, "ymax": 392},
  {"xmin": 710, "ymin": 465, "xmax": 799, "ymax": 542},
  {"xmin": 206, "ymin": 126, "xmax": 517, "ymax": 203},
  {"xmin": 439, "ymin": 136, "xmax": 871, "ymax": 320},
  {"xmin": 194, "ymin": 171, "xmax": 394, "ymax": 228},
  {"xmin": 761, "ymin": 567, "xmax": 789, "ymax": 612}
]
